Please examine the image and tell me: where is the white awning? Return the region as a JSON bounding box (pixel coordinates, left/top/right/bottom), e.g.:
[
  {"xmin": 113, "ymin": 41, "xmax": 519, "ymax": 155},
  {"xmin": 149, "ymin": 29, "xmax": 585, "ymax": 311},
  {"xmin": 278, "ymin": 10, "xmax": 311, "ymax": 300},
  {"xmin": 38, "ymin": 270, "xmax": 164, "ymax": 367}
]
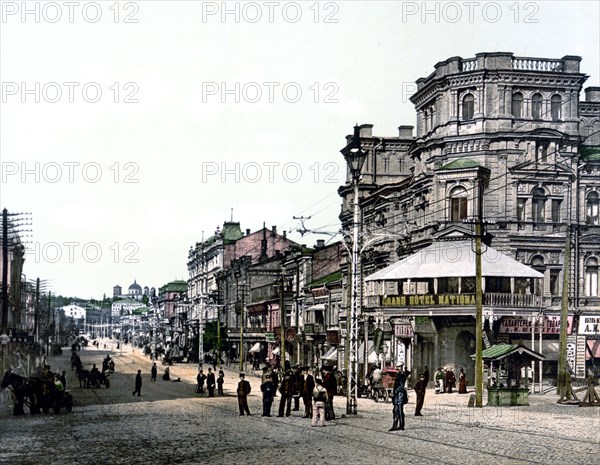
[
  {"xmin": 322, "ymin": 347, "xmax": 338, "ymax": 361},
  {"xmin": 249, "ymin": 342, "xmax": 261, "ymax": 353},
  {"xmin": 358, "ymin": 341, "xmax": 378, "ymax": 363},
  {"xmin": 366, "ymin": 241, "xmax": 543, "ymax": 281},
  {"xmin": 306, "ymin": 304, "xmax": 326, "ymax": 311}
]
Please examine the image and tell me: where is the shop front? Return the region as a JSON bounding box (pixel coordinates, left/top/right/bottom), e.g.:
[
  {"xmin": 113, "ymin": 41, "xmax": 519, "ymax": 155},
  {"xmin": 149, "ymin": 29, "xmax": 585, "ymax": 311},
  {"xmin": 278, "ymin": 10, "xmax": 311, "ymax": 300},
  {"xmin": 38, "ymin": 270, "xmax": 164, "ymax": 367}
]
[{"xmin": 364, "ymin": 241, "xmax": 544, "ymax": 378}]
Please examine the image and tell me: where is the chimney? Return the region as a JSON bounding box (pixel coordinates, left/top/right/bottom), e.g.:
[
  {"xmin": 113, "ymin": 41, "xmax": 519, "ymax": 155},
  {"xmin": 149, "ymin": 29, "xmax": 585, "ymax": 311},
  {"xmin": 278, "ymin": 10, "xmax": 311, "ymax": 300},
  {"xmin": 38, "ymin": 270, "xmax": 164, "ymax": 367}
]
[
  {"xmin": 585, "ymin": 87, "xmax": 600, "ymax": 102},
  {"xmin": 261, "ymin": 225, "xmax": 267, "ymax": 260},
  {"xmin": 246, "ymin": 228, "xmax": 251, "ymax": 236},
  {"xmin": 359, "ymin": 123, "xmax": 373, "ymax": 138},
  {"xmin": 283, "ymin": 230, "xmax": 287, "ymax": 239},
  {"xmin": 271, "ymin": 225, "xmax": 277, "ymax": 237},
  {"xmin": 398, "ymin": 125, "xmax": 414, "ymax": 139},
  {"xmin": 315, "ymin": 239, "xmax": 325, "ymax": 248}
]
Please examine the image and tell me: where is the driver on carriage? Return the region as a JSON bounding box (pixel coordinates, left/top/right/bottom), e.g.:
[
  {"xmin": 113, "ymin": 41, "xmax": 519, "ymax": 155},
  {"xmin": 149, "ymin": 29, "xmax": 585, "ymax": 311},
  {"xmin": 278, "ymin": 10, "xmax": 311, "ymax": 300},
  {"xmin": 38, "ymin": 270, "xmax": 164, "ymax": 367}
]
[
  {"xmin": 102, "ymin": 355, "xmax": 112, "ymax": 372},
  {"xmin": 89, "ymin": 364, "xmax": 100, "ymax": 387}
]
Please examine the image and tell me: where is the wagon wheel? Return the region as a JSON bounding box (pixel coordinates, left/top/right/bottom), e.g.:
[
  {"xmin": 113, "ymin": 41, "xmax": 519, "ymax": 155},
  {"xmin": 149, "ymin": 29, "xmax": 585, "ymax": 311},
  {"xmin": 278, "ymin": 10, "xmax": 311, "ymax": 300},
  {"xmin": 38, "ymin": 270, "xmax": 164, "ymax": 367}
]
[
  {"xmin": 383, "ymin": 389, "xmax": 390, "ymax": 403},
  {"xmin": 373, "ymin": 390, "xmax": 380, "ymax": 402},
  {"xmin": 104, "ymin": 379, "xmax": 110, "ymax": 389},
  {"xmin": 53, "ymin": 401, "xmax": 61, "ymax": 414},
  {"xmin": 65, "ymin": 394, "xmax": 73, "ymax": 413}
]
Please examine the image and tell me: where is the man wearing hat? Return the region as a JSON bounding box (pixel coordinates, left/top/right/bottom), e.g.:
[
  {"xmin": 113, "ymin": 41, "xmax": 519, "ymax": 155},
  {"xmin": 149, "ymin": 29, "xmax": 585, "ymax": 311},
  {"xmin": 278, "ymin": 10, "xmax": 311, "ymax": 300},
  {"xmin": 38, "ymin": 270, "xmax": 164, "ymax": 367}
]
[
  {"xmin": 292, "ymin": 364, "xmax": 303, "ymax": 411},
  {"xmin": 260, "ymin": 372, "xmax": 276, "ymax": 416},
  {"xmin": 302, "ymin": 367, "xmax": 315, "ymax": 419},
  {"xmin": 237, "ymin": 372, "xmax": 252, "ymax": 416}
]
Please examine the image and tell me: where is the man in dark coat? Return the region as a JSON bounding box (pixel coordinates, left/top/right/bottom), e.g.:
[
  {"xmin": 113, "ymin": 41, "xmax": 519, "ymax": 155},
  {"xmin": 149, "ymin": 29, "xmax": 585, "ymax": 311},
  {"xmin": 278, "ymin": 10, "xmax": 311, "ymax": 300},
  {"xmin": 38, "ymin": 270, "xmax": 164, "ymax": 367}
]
[
  {"xmin": 302, "ymin": 367, "xmax": 315, "ymax": 418},
  {"xmin": 133, "ymin": 369, "xmax": 142, "ymax": 397},
  {"xmin": 206, "ymin": 367, "xmax": 216, "ymax": 397},
  {"xmin": 237, "ymin": 372, "xmax": 252, "ymax": 415},
  {"xmin": 445, "ymin": 368, "xmax": 456, "ymax": 394},
  {"xmin": 277, "ymin": 370, "xmax": 293, "ymax": 417},
  {"xmin": 151, "ymin": 363, "xmax": 157, "ymax": 382},
  {"xmin": 292, "ymin": 365, "xmax": 303, "ymax": 411},
  {"xmin": 389, "ymin": 369, "xmax": 407, "ymax": 431},
  {"xmin": 217, "ymin": 373, "xmax": 224, "ymax": 395},
  {"xmin": 196, "ymin": 369, "xmax": 206, "ymax": 394},
  {"xmin": 322, "ymin": 367, "xmax": 337, "ymax": 420},
  {"xmin": 261, "ymin": 373, "xmax": 276, "ymax": 416},
  {"xmin": 413, "ymin": 373, "xmax": 427, "ymax": 416}
]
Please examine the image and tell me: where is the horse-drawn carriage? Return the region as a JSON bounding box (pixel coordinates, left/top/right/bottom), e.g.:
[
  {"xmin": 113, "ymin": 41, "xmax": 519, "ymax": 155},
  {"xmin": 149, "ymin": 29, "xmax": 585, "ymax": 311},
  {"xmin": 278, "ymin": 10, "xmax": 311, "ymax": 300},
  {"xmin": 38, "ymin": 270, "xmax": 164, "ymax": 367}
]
[
  {"xmin": 2, "ymin": 370, "xmax": 73, "ymax": 415},
  {"xmin": 370, "ymin": 367, "xmax": 398, "ymax": 403}
]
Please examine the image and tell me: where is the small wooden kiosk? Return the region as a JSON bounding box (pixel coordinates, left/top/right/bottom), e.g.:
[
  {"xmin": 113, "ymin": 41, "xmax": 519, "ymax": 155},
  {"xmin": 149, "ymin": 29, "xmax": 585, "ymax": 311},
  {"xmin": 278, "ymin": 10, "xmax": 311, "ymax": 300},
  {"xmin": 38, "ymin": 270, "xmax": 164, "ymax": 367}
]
[{"xmin": 473, "ymin": 344, "xmax": 545, "ymax": 406}]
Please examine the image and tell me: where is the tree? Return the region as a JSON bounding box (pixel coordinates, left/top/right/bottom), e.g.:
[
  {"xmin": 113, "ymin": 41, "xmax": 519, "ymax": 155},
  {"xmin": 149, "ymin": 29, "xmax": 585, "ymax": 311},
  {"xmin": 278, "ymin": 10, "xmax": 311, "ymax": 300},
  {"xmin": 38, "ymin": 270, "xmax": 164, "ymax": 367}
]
[{"xmin": 203, "ymin": 321, "xmax": 229, "ymax": 354}]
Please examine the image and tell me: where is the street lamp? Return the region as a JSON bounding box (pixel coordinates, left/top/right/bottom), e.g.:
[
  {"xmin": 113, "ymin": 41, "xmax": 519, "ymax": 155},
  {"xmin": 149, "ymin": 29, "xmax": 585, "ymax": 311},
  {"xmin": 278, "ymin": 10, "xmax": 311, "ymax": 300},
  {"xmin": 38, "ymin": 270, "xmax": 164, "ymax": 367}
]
[{"xmin": 341, "ymin": 124, "xmax": 368, "ymax": 415}]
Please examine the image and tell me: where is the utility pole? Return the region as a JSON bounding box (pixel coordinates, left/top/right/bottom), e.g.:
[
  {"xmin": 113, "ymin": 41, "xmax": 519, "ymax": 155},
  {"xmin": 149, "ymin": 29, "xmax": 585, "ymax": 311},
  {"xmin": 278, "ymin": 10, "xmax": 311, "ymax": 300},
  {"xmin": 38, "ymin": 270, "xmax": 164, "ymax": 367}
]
[
  {"xmin": 280, "ymin": 266, "xmax": 286, "ymax": 371},
  {"xmin": 475, "ymin": 219, "xmax": 484, "ymax": 408},
  {"xmin": 557, "ymin": 223, "xmax": 571, "ymax": 400},
  {"xmin": 1, "ymin": 209, "xmax": 8, "ymax": 333},
  {"xmin": 239, "ymin": 281, "xmax": 244, "ymax": 373}
]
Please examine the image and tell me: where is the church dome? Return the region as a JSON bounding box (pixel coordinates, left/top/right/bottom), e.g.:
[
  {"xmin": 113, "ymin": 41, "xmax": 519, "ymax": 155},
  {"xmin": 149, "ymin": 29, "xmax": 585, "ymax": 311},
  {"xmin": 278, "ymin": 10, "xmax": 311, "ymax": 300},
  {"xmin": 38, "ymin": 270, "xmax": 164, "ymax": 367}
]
[{"xmin": 128, "ymin": 280, "xmax": 142, "ymax": 292}]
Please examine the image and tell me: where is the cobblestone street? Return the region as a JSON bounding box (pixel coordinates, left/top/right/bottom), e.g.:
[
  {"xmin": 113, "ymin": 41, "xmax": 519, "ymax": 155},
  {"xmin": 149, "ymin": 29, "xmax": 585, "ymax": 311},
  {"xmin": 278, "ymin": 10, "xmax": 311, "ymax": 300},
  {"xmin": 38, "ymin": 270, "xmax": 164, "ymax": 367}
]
[{"xmin": 1, "ymin": 341, "xmax": 599, "ymax": 464}]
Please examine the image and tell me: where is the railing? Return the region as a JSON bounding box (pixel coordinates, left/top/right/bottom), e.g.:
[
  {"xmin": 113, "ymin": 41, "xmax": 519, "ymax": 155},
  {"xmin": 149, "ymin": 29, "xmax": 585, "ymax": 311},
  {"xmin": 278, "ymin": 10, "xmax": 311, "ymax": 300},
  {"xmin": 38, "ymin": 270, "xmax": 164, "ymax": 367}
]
[
  {"xmin": 512, "ymin": 57, "xmax": 563, "ymax": 72},
  {"xmin": 461, "ymin": 58, "xmax": 478, "ymax": 72},
  {"xmin": 364, "ymin": 293, "xmax": 541, "ymax": 308}
]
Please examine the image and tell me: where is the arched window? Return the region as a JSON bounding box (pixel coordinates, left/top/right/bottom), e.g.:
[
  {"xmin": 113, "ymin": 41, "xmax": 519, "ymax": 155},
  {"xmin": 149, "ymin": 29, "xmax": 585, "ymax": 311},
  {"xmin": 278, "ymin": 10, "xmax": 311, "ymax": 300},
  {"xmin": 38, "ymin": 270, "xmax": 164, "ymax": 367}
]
[
  {"xmin": 530, "ymin": 255, "xmax": 545, "ymax": 294},
  {"xmin": 532, "ymin": 93, "xmax": 543, "ymax": 119},
  {"xmin": 587, "ymin": 191, "xmax": 600, "ymax": 225},
  {"xmin": 532, "ymin": 188, "xmax": 546, "ymax": 222},
  {"xmin": 449, "ymin": 186, "xmax": 468, "ymax": 221},
  {"xmin": 462, "ymin": 94, "xmax": 475, "ymax": 120},
  {"xmin": 512, "ymin": 92, "xmax": 523, "ymax": 118},
  {"xmin": 585, "ymin": 257, "xmax": 599, "ymax": 297},
  {"xmin": 551, "ymin": 94, "xmax": 562, "ymax": 121}
]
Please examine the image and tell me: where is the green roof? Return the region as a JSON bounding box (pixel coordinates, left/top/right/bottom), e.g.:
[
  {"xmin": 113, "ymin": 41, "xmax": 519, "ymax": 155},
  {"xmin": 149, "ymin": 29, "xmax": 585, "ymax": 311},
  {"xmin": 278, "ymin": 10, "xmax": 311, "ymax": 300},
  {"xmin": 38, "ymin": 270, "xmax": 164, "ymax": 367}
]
[
  {"xmin": 131, "ymin": 306, "xmax": 150, "ymax": 315},
  {"xmin": 310, "ymin": 270, "xmax": 342, "ymax": 287},
  {"xmin": 160, "ymin": 280, "xmax": 188, "ymax": 293},
  {"xmin": 480, "ymin": 344, "xmax": 518, "ymax": 359},
  {"xmin": 222, "ymin": 222, "xmax": 243, "ymax": 244},
  {"xmin": 580, "ymin": 146, "xmax": 600, "ymax": 161},
  {"xmin": 440, "ymin": 158, "xmax": 481, "ymax": 170}
]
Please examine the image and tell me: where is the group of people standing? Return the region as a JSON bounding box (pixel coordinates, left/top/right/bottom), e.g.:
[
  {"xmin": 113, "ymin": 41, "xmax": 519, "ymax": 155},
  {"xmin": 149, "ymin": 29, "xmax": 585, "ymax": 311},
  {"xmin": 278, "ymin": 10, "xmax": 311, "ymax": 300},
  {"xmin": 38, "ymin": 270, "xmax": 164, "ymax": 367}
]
[
  {"xmin": 434, "ymin": 366, "xmax": 467, "ymax": 394},
  {"xmin": 196, "ymin": 367, "xmax": 225, "ymax": 397}
]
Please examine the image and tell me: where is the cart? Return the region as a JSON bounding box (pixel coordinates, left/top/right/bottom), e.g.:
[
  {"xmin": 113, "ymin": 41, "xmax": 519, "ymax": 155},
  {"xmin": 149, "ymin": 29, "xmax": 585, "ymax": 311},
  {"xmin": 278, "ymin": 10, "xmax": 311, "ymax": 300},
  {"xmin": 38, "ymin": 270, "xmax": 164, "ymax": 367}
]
[{"xmin": 380, "ymin": 367, "xmax": 399, "ymax": 403}]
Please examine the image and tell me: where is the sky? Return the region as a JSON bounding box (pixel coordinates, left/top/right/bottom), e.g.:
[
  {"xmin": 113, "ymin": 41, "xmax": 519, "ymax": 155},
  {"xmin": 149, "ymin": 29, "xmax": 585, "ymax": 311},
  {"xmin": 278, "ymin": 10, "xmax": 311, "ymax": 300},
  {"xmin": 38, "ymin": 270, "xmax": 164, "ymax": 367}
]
[{"xmin": 1, "ymin": 0, "xmax": 599, "ymax": 299}]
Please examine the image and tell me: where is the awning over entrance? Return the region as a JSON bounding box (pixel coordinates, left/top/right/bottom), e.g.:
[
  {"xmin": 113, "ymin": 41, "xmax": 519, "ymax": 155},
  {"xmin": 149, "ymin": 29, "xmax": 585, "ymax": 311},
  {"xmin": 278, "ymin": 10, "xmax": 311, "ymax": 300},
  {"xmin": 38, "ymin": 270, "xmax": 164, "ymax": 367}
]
[
  {"xmin": 366, "ymin": 241, "xmax": 543, "ymax": 281},
  {"xmin": 472, "ymin": 344, "xmax": 545, "ymax": 362},
  {"xmin": 249, "ymin": 342, "xmax": 261, "ymax": 353},
  {"xmin": 358, "ymin": 341, "xmax": 378, "ymax": 363},
  {"xmin": 587, "ymin": 339, "xmax": 600, "ymax": 359},
  {"xmin": 322, "ymin": 347, "xmax": 338, "ymax": 361}
]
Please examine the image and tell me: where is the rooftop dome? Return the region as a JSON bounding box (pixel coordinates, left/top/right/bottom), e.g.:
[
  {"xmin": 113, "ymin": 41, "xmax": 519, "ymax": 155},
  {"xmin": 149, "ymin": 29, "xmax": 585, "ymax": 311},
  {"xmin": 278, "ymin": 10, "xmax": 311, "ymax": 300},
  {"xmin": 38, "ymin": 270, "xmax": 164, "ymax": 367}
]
[{"xmin": 128, "ymin": 280, "xmax": 142, "ymax": 291}]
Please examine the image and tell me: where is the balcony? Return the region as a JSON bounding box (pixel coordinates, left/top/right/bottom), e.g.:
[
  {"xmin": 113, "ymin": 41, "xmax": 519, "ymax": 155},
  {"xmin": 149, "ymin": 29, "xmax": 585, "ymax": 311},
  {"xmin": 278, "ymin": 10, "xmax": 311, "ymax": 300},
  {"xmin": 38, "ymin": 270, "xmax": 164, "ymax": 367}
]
[{"xmin": 365, "ymin": 292, "xmax": 541, "ymax": 309}]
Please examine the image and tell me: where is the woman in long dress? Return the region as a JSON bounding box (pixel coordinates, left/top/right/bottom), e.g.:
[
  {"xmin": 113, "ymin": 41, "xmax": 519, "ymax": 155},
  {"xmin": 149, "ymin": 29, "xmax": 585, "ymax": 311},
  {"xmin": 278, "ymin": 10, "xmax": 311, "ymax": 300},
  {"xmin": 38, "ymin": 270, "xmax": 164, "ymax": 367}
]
[{"xmin": 458, "ymin": 368, "xmax": 467, "ymax": 394}]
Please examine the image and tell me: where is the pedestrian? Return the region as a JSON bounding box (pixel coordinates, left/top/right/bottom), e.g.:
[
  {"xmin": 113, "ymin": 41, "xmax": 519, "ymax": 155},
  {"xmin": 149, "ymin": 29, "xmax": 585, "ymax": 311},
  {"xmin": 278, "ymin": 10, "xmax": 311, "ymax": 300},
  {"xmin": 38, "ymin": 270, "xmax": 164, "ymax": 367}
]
[
  {"xmin": 59, "ymin": 371, "xmax": 67, "ymax": 390},
  {"xmin": 312, "ymin": 377, "xmax": 327, "ymax": 427},
  {"xmin": 207, "ymin": 367, "xmax": 216, "ymax": 397},
  {"xmin": 292, "ymin": 364, "xmax": 303, "ymax": 411},
  {"xmin": 151, "ymin": 362, "xmax": 157, "ymax": 382},
  {"xmin": 133, "ymin": 369, "xmax": 142, "ymax": 397},
  {"xmin": 445, "ymin": 367, "xmax": 456, "ymax": 394},
  {"xmin": 277, "ymin": 369, "xmax": 293, "ymax": 417},
  {"xmin": 163, "ymin": 366, "xmax": 170, "ymax": 381},
  {"xmin": 413, "ymin": 373, "xmax": 427, "ymax": 416},
  {"xmin": 196, "ymin": 369, "xmax": 206, "ymax": 394},
  {"xmin": 422, "ymin": 366, "xmax": 430, "ymax": 385},
  {"xmin": 389, "ymin": 368, "xmax": 408, "ymax": 431},
  {"xmin": 435, "ymin": 367, "xmax": 445, "ymax": 394},
  {"xmin": 458, "ymin": 368, "xmax": 467, "ymax": 394},
  {"xmin": 322, "ymin": 366, "xmax": 337, "ymax": 420},
  {"xmin": 260, "ymin": 373, "xmax": 276, "ymax": 416},
  {"xmin": 217, "ymin": 372, "xmax": 224, "ymax": 395},
  {"xmin": 237, "ymin": 372, "xmax": 252, "ymax": 416},
  {"xmin": 302, "ymin": 367, "xmax": 315, "ymax": 419}
]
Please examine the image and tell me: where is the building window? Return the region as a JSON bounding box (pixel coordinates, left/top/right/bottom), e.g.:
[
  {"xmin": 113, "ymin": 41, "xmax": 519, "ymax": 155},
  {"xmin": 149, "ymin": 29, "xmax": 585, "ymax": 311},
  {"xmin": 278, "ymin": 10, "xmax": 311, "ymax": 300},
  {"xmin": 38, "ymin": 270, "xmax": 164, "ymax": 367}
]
[
  {"xmin": 532, "ymin": 188, "xmax": 546, "ymax": 222},
  {"xmin": 531, "ymin": 93, "xmax": 543, "ymax": 120},
  {"xmin": 551, "ymin": 199, "xmax": 561, "ymax": 223},
  {"xmin": 586, "ymin": 191, "xmax": 599, "ymax": 225},
  {"xmin": 585, "ymin": 257, "xmax": 599, "ymax": 297},
  {"xmin": 551, "ymin": 94, "xmax": 562, "ymax": 121},
  {"xmin": 517, "ymin": 198, "xmax": 526, "ymax": 221},
  {"xmin": 549, "ymin": 269, "xmax": 560, "ymax": 296},
  {"xmin": 536, "ymin": 141, "xmax": 548, "ymax": 163},
  {"xmin": 531, "ymin": 255, "xmax": 545, "ymax": 295},
  {"xmin": 449, "ymin": 186, "xmax": 468, "ymax": 221},
  {"xmin": 512, "ymin": 92, "xmax": 523, "ymax": 118},
  {"xmin": 462, "ymin": 94, "xmax": 475, "ymax": 120}
]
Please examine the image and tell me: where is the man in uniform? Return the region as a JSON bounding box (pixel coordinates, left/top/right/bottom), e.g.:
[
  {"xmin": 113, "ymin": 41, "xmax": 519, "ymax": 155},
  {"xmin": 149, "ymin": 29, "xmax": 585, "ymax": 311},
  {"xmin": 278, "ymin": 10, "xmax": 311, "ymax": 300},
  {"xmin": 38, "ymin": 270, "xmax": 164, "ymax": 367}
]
[{"xmin": 413, "ymin": 373, "xmax": 427, "ymax": 416}]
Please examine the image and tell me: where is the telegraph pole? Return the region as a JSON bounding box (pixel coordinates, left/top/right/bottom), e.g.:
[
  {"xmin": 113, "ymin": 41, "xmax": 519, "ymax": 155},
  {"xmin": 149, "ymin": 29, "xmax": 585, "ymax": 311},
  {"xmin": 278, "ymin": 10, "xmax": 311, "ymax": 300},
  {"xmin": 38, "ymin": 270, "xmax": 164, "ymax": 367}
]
[
  {"xmin": 475, "ymin": 219, "xmax": 484, "ymax": 408},
  {"xmin": 557, "ymin": 224, "xmax": 571, "ymax": 400},
  {"xmin": 239, "ymin": 282, "xmax": 244, "ymax": 373},
  {"xmin": 280, "ymin": 267, "xmax": 286, "ymax": 371}
]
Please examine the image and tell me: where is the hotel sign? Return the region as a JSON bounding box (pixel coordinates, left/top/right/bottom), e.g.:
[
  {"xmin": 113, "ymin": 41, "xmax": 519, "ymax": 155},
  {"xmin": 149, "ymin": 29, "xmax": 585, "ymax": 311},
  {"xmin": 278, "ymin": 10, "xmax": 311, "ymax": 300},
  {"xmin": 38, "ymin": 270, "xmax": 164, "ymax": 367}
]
[
  {"xmin": 394, "ymin": 324, "xmax": 414, "ymax": 338},
  {"xmin": 382, "ymin": 294, "xmax": 476, "ymax": 307}
]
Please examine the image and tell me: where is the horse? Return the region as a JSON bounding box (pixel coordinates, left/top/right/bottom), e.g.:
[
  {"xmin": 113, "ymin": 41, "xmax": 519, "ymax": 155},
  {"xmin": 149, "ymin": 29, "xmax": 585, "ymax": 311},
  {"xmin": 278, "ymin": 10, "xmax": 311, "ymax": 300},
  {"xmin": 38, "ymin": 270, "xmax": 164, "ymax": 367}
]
[
  {"xmin": 1, "ymin": 370, "xmax": 42, "ymax": 415},
  {"xmin": 75, "ymin": 366, "xmax": 90, "ymax": 388}
]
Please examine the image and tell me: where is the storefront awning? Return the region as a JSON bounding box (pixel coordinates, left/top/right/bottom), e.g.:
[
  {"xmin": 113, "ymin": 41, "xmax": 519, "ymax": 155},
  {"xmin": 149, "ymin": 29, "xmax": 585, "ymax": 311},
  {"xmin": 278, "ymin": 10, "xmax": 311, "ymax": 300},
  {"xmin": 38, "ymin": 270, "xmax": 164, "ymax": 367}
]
[
  {"xmin": 306, "ymin": 304, "xmax": 326, "ymax": 311},
  {"xmin": 587, "ymin": 340, "xmax": 600, "ymax": 359},
  {"xmin": 357, "ymin": 341, "xmax": 378, "ymax": 363},
  {"xmin": 366, "ymin": 241, "xmax": 543, "ymax": 281},
  {"xmin": 322, "ymin": 347, "xmax": 338, "ymax": 361},
  {"xmin": 249, "ymin": 342, "xmax": 261, "ymax": 353}
]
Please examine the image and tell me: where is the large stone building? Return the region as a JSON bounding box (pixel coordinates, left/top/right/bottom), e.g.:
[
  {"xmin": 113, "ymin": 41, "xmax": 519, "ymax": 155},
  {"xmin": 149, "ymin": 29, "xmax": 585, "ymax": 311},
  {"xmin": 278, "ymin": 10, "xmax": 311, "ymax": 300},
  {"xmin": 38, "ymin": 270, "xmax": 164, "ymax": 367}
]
[{"xmin": 339, "ymin": 53, "xmax": 600, "ymax": 384}]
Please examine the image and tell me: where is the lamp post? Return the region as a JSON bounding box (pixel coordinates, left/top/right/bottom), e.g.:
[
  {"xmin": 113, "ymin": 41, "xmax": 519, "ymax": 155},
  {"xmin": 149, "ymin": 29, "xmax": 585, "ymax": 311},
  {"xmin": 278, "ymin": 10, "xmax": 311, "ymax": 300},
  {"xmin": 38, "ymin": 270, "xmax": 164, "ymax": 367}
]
[{"xmin": 341, "ymin": 124, "xmax": 368, "ymax": 415}]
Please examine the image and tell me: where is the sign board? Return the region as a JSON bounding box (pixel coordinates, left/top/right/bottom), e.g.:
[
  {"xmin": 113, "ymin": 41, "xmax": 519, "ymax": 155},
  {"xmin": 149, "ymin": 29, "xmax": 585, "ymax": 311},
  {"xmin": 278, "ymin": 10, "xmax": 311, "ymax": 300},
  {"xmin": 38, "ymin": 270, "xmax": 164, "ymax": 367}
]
[
  {"xmin": 383, "ymin": 294, "xmax": 476, "ymax": 307},
  {"xmin": 265, "ymin": 332, "xmax": 275, "ymax": 343},
  {"xmin": 499, "ymin": 316, "xmax": 573, "ymax": 335},
  {"xmin": 566, "ymin": 335, "xmax": 577, "ymax": 373},
  {"xmin": 576, "ymin": 336, "xmax": 587, "ymax": 379},
  {"xmin": 578, "ymin": 315, "xmax": 600, "ymax": 336},
  {"xmin": 394, "ymin": 324, "xmax": 414, "ymax": 338}
]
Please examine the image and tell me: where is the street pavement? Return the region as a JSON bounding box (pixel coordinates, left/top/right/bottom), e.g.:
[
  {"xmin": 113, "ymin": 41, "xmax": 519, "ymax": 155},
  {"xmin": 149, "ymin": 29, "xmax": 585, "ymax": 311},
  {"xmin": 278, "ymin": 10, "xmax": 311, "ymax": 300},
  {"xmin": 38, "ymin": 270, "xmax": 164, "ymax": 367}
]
[{"xmin": 1, "ymin": 339, "xmax": 599, "ymax": 465}]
